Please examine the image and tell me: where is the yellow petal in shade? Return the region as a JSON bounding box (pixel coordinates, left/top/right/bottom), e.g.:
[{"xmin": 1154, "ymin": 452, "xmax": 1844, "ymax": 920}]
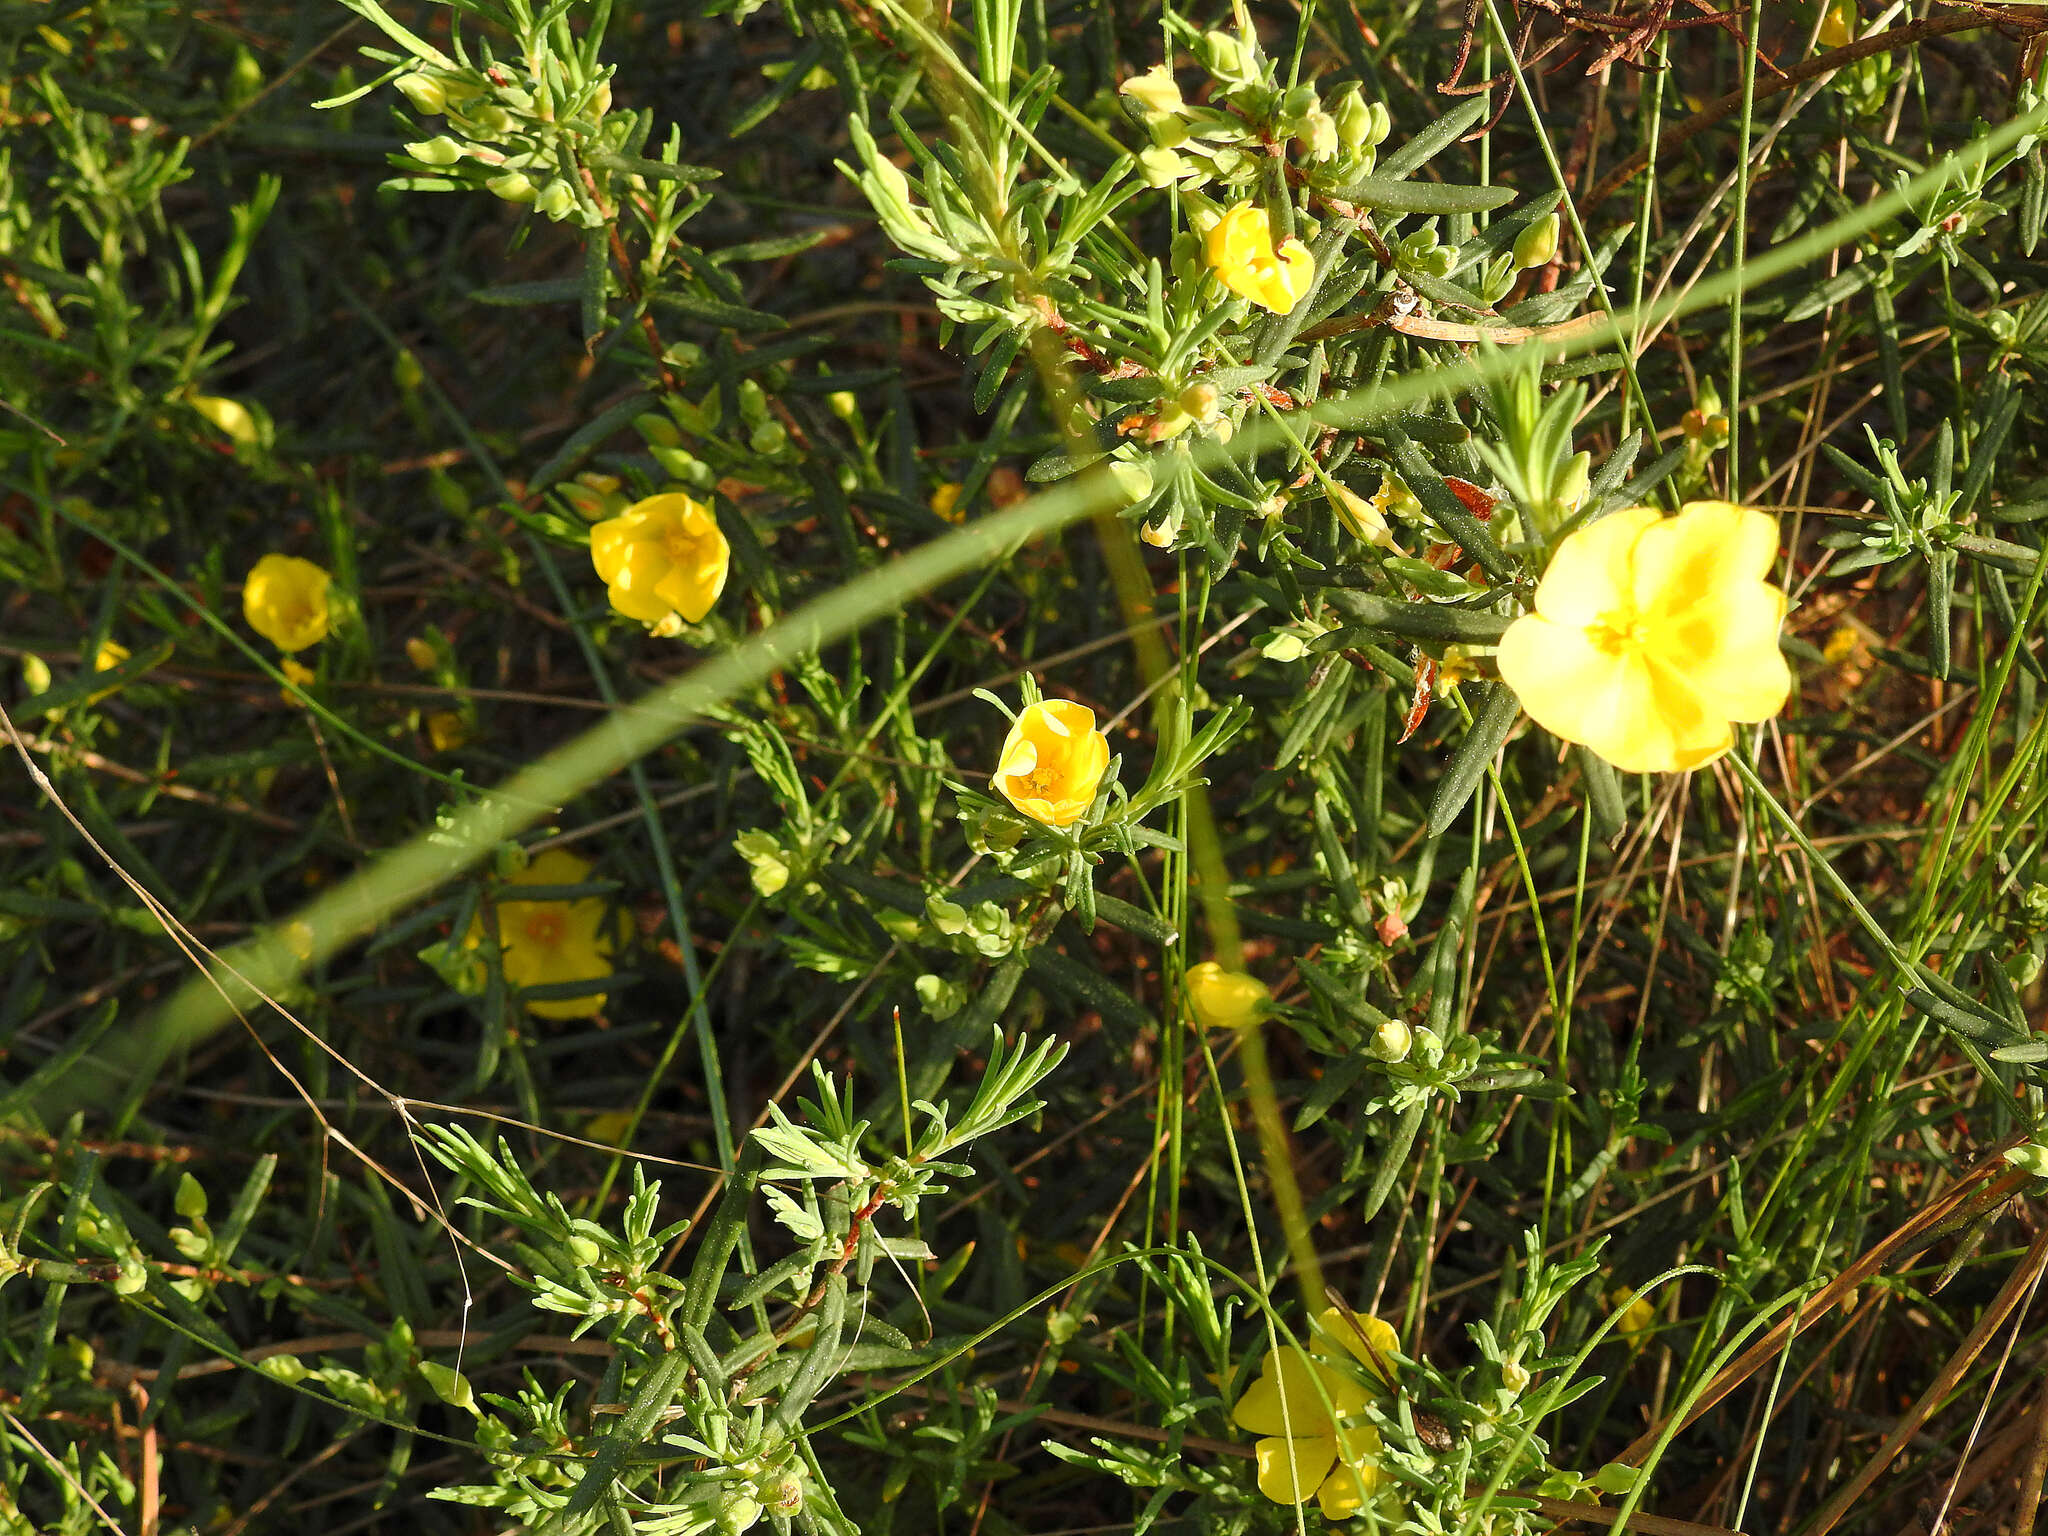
[
  {"xmin": 991, "ymin": 698, "xmax": 1110, "ymax": 827},
  {"xmin": 1185, "ymin": 961, "xmax": 1270, "ymax": 1031},
  {"xmin": 1255, "ymin": 1433, "xmax": 1338, "ymax": 1505},
  {"xmin": 465, "ymin": 847, "xmax": 617, "ymax": 1020},
  {"xmin": 1316, "ymin": 1307, "xmax": 1399, "ymax": 1382},
  {"xmin": 1499, "ymin": 501, "xmax": 1792, "ymax": 774},
  {"xmin": 1232, "ymin": 1348, "xmax": 1366, "ymax": 1438},
  {"xmin": 244, "ymin": 554, "xmax": 333, "ymax": 653},
  {"xmin": 1318, "ymin": 1427, "xmax": 1385, "ymax": 1519}
]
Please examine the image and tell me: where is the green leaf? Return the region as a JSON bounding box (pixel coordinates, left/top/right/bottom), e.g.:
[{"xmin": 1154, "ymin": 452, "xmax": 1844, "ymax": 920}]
[
  {"xmin": 1427, "ymin": 683, "xmax": 1521, "ymax": 836},
  {"xmin": 1326, "ymin": 174, "xmax": 1514, "ymax": 213}
]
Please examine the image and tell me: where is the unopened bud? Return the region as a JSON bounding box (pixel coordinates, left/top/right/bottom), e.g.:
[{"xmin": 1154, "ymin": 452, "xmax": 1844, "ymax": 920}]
[
  {"xmin": 1297, "ymin": 109, "xmax": 1339, "ymax": 162},
  {"xmin": 535, "ymin": 179, "xmax": 577, "ymax": 221},
  {"xmin": 1513, "ymin": 212, "xmax": 1560, "ymax": 270},
  {"xmin": 405, "ymin": 136, "xmax": 465, "ymax": 166},
  {"xmin": 1107, "ymin": 460, "xmax": 1153, "ymax": 505},
  {"xmin": 487, "ymin": 170, "xmax": 537, "ymax": 204},
  {"xmin": 394, "ymin": 72, "xmax": 448, "ymax": 115},
  {"xmin": 1203, "ymin": 30, "xmax": 1256, "ymax": 85},
  {"xmin": 1186, "ymin": 961, "xmax": 1270, "ymax": 1030},
  {"xmin": 1332, "ymin": 85, "xmax": 1373, "ymax": 152},
  {"xmin": 1371, "ymin": 1017, "xmax": 1412, "ymax": 1062},
  {"xmin": 1139, "ymin": 146, "xmax": 1188, "ymax": 187},
  {"xmin": 1120, "ymin": 64, "xmax": 1184, "ymax": 119},
  {"xmin": 1554, "ymin": 449, "xmax": 1591, "ymax": 514}
]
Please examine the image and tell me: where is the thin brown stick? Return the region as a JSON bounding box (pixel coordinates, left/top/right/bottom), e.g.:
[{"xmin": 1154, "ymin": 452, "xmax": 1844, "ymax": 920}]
[
  {"xmin": 1616, "ymin": 1157, "xmax": 2031, "ymax": 1466},
  {"xmin": 1803, "ymin": 1223, "xmax": 2048, "ymax": 1536},
  {"xmin": 2007, "ymin": 1363, "xmax": 2048, "ymax": 1536}
]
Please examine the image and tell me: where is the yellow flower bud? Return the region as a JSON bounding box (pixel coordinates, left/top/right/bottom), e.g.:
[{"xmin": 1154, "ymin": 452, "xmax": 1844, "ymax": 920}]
[
  {"xmin": 589, "ymin": 492, "xmax": 731, "ymax": 627},
  {"xmin": 1513, "ymin": 212, "xmax": 1561, "ymax": 270},
  {"xmin": 1119, "ymin": 64, "xmax": 1184, "ymax": 119},
  {"xmin": 1185, "ymin": 961, "xmax": 1270, "ymax": 1030},
  {"xmin": 190, "ymin": 394, "xmax": 259, "ymax": 445},
  {"xmin": 243, "ymin": 554, "xmax": 333, "ymax": 653},
  {"xmin": 426, "ymin": 711, "xmax": 469, "ymax": 752},
  {"xmin": 405, "ymin": 136, "xmax": 466, "ymax": 167},
  {"xmin": 487, "ymin": 170, "xmax": 537, "ymax": 204},
  {"xmin": 394, "ymin": 72, "xmax": 448, "ymax": 114},
  {"xmin": 992, "ymin": 698, "xmax": 1110, "ymax": 827},
  {"xmin": 87, "ymin": 641, "xmax": 130, "ymax": 703},
  {"xmin": 1331, "ymin": 484, "xmax": 1398, "ymax": 549}
]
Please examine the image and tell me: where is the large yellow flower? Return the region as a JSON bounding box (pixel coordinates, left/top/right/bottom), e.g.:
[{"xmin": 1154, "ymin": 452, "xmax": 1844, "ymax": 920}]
[
  {"xmin": 243, "ymin": 554, "xmax": 332, "ymax": 653},
  {"xmin": 1232, "ymin": 1309, "xmax": 1397, "ymax": 1519},
  {"xmin": 1496, "ymin": 501, "xmax": 1791, "ymax": 774},
  {"xmin": 992, "ymin": 699, "xmax": 1110, "ymax": 827},
  {"xmin": 467, "ymin": 848, "xmax": 615, "ymax": 1020},
  {"xmin": 589, "ymin": 492, "xmax": 731, "ymax": 626},
  {"xmin": 1204, "ymin": 205, "xmax": 1316, "ymax": 315}
]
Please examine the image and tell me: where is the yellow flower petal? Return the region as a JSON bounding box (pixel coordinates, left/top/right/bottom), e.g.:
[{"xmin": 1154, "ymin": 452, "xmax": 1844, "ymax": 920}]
[
  {"xmin": 1506, "ymin": 501, "xmax": 1790, "ymax": 772},
  {"xmin": 1232, "ymin": 1349, "xmax": 1363, "ymax": 1437},
  {"xmin": 1318, "ymin": 1447, "xmax": 1382, "ymax": 1520},
  {"xmin": 1531, "ymin": 506, "xmax": 1662, "ymax": 628},
  {"xmin": 1317, "ymin": 1308, "xmax": 1398, "ymax": 1382},
  {"xmin": 1498, "ymin": 615, "xmax": 1715, "ymax": 774},
  {"xmin": 1630, "ymin": 500, "xmax": 1781, "ymax": 620},
  {"xmin": 1255, "ymin": 1433, "xmax": 1338, "ymax": 1505},
  {"xmin": 1646, "ymin": 581, "xmax": 1793, "ymax": 724}
]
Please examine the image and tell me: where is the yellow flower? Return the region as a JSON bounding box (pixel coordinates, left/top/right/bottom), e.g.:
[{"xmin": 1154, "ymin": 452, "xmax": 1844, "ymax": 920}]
[
  {"xmin": 589, "ymin": 492, "xmax": 730, "ymax": 626},
  {"xmin": 1611, "ymin": 1286, "xmax": 1656, "ymax": 1344},
  {"xmin": 1186, "ymin": 961, "xmax": 1270, "ymax": 1030},
  {"xmin": 1232, "ymin": 1315, "xmax": 1393, "ymax": 1519},
  {"xmin": 87, "ymin": 641, "xmax": 130, "ymax": 703},
  {"xmin": 992, "ymin": 699, "xmax": 1110, "ymax": 827},
  {"xmin": 466, "ymin": 848, "xmax": 615, "ymax": 1020},
  {"xmin": 929, "ymin": 483, "xmax": 965, "ymax": 522},
  {"xmin": 243, "ymin": 554, "xmax": 332, "ymax": 652},
  {"xmin": 1496, "ymin": 501, "xmax": 1791, "ymax": 774},
  {"xmin": 1204, "ymin": 205, "xmax": 1316, "ymax": 315},
  {"xmin": 1818, "ymin": 0, "xmax": 1854, "ymax": 48},
  {"xmin": 426, "ymin": 710, "xmax": 469, "ymax": 752}
]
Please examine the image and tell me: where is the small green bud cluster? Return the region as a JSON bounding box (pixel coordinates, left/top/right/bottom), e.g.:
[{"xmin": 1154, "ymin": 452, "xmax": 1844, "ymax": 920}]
[
  {"xmin": 926, "ymin": 894, "xmax": 1019, "ymax": 959},
  {"xmin": 1394, "ymin": 225, "xmax": 1456, "ymax": 279},
  {"xmin": 1118, "ymin": 43, "xmax": 1390, "ymax": 192},
  {"xmin": 392, "ymin": 57, "xmax": 620, "ymax": 227}
]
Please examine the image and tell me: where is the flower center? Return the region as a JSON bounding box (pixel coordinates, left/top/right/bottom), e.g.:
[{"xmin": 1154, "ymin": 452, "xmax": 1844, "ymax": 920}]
[
  {"xmin": 1588, "ymin": 606, "xmax": 1649, "ymax": 656},
  {"xmin": 521, "ymin": 908, "xmax": 566, "ymax": 949},
  {"xmin": 663, "ymin": 526, "xmax": 697, "ymax": 564}
]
